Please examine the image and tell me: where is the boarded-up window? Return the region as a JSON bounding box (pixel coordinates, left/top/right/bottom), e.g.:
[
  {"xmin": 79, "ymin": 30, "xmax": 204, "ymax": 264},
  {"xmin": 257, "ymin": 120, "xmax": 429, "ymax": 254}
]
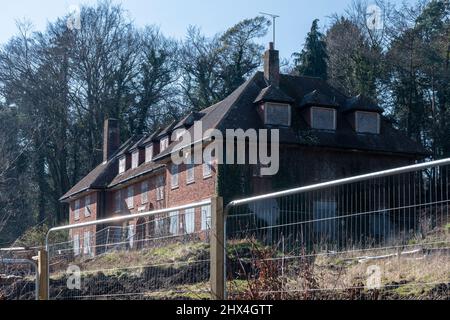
[
  {"xmin": 141, "ymin": 181, "xmax": 149, "ymax": 204},
  {"xmin": 73, "ymin": 234, "xmax": 80, "ymax": 256},
  {"xmin": 356, "ymin": 111, "xmax": 380, "ymax": 134},
  {"xmin": 265, "ymin": 103, "xmax": 291, "ymax": 126},
  {"xmin": 311, "ymin": 107, "xmax": 336, "ymax": 130},
  {"xmin": 114, "ymin": 190, "xmax": 122, "ymax": 212},
  {"xmin": 119, "ymin": 156, "xmax": 126, "ymax": 174},
  {"xmin": 184, "ymin": 208, "xmax": 195, "ymax": 234},
  {"xmin": 131, "ymin": 151, "xmax": 139, "ymax": 169},
  {"xmin": 201, "ymin": 205, "xmax": 211, "ymax": 231},
  {"xmin": 84, "ymin": 194, "xmax": 92, "ymax": 217},
  {"xmin": 83, "ymin": 231, "xmax": 92, "ymax": 256},
  {"xmin": 171, "ymin": 164, "xmax": 179, "ymax": 188},
  {"xmin": 145, "ymin": 144, "xmax": 153, "ymax": 163},
  {"xmin": 74, "ymin": 200, "xmax": 81, "ymax": 220},
  {"xmin": 127, "ymin": 186, "xmax": 134, "ymax": 209},
  {"xmin": 156, "ymin": 176, "xmax": 165, "ymax": 201},
  {"xmin": 160, "ymin": 137, "xmax": 169, "ymax": 152},
  {"xmin": 169, "ymin": 211, "xmax": 179, "ymax": 235}
]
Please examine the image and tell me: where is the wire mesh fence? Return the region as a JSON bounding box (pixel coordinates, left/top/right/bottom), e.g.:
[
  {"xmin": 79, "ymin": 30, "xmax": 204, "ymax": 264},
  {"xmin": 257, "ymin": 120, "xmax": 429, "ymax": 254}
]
[
  {"xmin": 46, "ymin": 201, "xmax": 212, "ymax": 300},
  {"xmin": 0, "ymin": 250, "xmax": 38, "ymax": 300},
  {"xmin": 225, "ymin": 160, "xmax": 450, "ymax": 300}
]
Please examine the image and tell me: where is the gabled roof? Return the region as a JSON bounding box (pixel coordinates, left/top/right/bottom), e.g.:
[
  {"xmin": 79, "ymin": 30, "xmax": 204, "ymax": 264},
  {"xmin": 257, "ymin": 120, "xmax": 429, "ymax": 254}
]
[
  {"xmin": 254, "ymin": 85, "xmax": 295, "ymax": 104},
  {"xmin": 300, "ymin": 90, "xmax": 339, "ymax": 108},
  {"xmin": 343, "ymin": 94, "xmax": 383, "ymax": 113}
]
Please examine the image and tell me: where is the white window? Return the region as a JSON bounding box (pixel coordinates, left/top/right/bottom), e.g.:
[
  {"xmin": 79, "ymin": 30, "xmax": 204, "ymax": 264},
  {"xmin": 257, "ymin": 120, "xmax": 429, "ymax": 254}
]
[
  {"xmin": 128, "ymin": 224, "xmax": 135, "ymax": 249},
  {"xmin": 127, "ymin": 186, "xmax": 134, "ymax": 209},
  {"xmin": 185, "ymin": 208, "xmax": 195, "ymax": 234},
  {"xmin": 203, "ymin": 154, "xmax": 213, "ymax": 178},
  {"xmin": 73, "ymin": 234, "xmax": 80, "ymax": 256},
  {"xmin": 83, "ymin": 231, "xmax": 92, "ymax": 256},
  {"xmin": 311, "ymin": 107, "xmax": 336, "ymax": 130},
  {"xmin": 160, "ymin": 137, "xmax": 169, "ymax": 152},
  {"xmin": 74, "ymin": 200, "xmax": 81, "ymax": 221},
  {"xmin": 84, "ymin": 194, "xmax": 92, "ymax": 217},
  {"xmin": 145, "ymin": 144, "xmax": 153, "ymax": 163},
  {"xmin": 201, "ymin": 205, "xmax": 211, "ymax": 231},
  {"xmin": 114, "ymin": 190, "xmax": 122, "ymax": 212},
  {"xmin": 119, "ymin": 156, "xmax": 126, "ymax": 174},
  {"xmin": 186, "ymin": 154, "xmax": 195, "ymax": 184},
  {"xmin": 141, "ymin": 181, "xmax": 149, "ymax": 204},
  {"xmin": 313, "ymin": 201, "xmax": 337, "ymax": 240},
  {"xmin": 155, "ymin": 216, "xmax": 165, "ymax": 236},
  {"xmin": 355, "ymin": 111, "xmax": 380, "ymax": 134},
  {"xmin": 265, "ymin": 103, "xmax": 291, "ymax": 126},
  {"xmin": 171, "ymin": 164, "xmax": 179, "ymax": 188},
  {"xmin": 169, "ymin": 211, "xmax": 179, "ymax": 236},
  {"xmin": 156, "ymin": 176, "xmax": 165, "ymax": 201},
  {"xmin": 131, "ymin": 151, "xmax": 139, "ymax": 169}
]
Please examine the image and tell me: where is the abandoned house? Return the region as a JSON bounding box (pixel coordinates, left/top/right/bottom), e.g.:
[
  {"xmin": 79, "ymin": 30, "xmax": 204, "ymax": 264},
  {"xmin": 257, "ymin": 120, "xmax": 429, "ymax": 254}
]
[{"xmin": 59, "ymin": 43, "xmax": 427, "ymax": 256}]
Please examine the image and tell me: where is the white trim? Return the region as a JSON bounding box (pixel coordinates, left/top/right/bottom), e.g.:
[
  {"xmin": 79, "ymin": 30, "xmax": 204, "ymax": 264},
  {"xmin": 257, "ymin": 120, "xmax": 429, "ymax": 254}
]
[
  {"xmin": 118, "ymin": 156, "xmax": 126, "ymax": 174},
  {"xmin": 131, "ymin": 150, "xmax": 139, "ymax": 169}
]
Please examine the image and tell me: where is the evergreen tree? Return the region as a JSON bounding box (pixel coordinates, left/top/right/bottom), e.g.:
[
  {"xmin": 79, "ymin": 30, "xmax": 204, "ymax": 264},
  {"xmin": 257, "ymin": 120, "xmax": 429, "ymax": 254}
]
[{"xmin": 293, "ymin": 19, "xmax": 328, "ymax": 79}]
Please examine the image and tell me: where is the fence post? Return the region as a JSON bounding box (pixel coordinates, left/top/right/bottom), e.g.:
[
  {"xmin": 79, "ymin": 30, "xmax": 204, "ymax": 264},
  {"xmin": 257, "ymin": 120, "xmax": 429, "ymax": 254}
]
[
  {"xmin": 38, "ymin": 249, "xmax": 49, "ymax": 300},
  {"xmin": 210, "ymin": 196, "xmax": 224, "ymax": 300}
]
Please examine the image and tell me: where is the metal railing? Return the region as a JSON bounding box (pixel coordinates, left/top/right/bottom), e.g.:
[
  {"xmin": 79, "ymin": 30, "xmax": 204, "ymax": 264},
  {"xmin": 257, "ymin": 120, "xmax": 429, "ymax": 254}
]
[
  {"xmin": 224, "ymin": 158, "xmax": 450, "ymax": 299},
  {"xmin": 0, "ymin": 253, "xmax": 39, "ymax": 300},
  {"xmin": 46, "ymin": 199, "xmax": 213, "ymax": 300}
]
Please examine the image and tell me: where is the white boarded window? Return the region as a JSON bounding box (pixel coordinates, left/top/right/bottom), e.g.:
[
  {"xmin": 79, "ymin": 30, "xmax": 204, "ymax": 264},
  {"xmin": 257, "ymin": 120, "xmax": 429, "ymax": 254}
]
[
  {"xmin": 160, "ymin": 137, "xmax": 169, "ymax": 152},
  {"xmin": 203, "ymin": 154, "xmax": 213, "ymax": 178},
  {"xmin": 186, "ymin": 153, "xmax": 195, "ymax": 184},
  {"xmin": 84, "ymin": 194, "xmax": 92, "ymax": 217},
  {"xmin": 74, "ymin": 200, "xmax": 81, "ymax": 221},
  {"xmin": 128, "ymin": 224, "xmax": 135, "ymax": 249},
  {"xmin": 141, "ymin": 181, "xmax": 149, "ymax": 204},
  {"xmin": 114, "ymin": 190, "xmax": 122, "ymax": 212},
  {"xmin": 127, "ymin": 186, "xmax": 134, "ymax": 209},
  {"xmin": 201, "ymin": 205, "xmax": 211, "ymax": 231},
  {"xmin": 311, "ymin": 107, "xmax": 336, "ymax": 130},
  {"xmin": 83, "ymin": 231, "xmax": 92, "ymax": 256},
  {"xmin": 145, "ymin": 144, "xmax": 153, "ymax": 163},
  {"xmin": 131, "ymin": 151, "xmax": 139, "ymax": 169},
  {"xmin": 355, "ymin": 111, "xmax": 380, "ymax": 134},
  {"xmin": 185, "ymin": 208, "xmax": 195, "ymax": 234},
  {"xmin": 265, "ymin": 103, "xmax": 291, "ymax": 126},
  {"xmin": 171, "ymin": 164, "xmax": 179, "ymax": 188},
  {"xmin": 156, "ymin": 176, "xmax": 165, "ymax": 201},
  {"xmin": 73, "ymin": 234, "xmax": 80, "ymax": 256},
  {"xmin": 169, "ymin": 211, "xmax": 179, "ymax": 235},
  {"xmin": 119, "ymin": 156, "xmax": 126, "ymax": 174}
]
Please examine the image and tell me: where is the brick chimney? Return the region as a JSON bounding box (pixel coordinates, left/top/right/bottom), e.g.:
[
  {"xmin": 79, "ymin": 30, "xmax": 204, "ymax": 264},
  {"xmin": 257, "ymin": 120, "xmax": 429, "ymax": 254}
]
[
  {"xmin": 103, "ymin": 118, "xmax": 120, "ymax": 162},
  {"xmin": 264, "ymin": 42, "xmax": 280, "ymax": 87}
]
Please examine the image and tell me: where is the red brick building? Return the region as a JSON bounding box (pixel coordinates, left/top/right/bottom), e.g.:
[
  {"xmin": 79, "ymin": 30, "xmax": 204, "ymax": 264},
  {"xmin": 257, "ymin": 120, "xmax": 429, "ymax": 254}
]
[{"xmin": 60, "ymin": 43, "xmax": 426, "ymax": 256}]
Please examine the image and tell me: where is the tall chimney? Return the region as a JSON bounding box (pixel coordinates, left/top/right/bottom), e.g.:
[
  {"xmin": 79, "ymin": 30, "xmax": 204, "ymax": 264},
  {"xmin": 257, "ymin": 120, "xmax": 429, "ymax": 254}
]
[
  {"xmin": 264, "ymin": 42, "xmax": 280, "ymax": 87},
  {"xmin": 103, "ymin": 118, "xmax": 120, "ymax": 162}
]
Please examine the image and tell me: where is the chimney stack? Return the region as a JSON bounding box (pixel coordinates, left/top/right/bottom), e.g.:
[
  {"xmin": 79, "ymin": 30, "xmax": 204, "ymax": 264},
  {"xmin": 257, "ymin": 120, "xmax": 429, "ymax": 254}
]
[
  {"xmin": 103, "ymin": 118, "xmax": 120, "ymax": 162},
  {"xmin": 264, "ymin": 42, "xmax": 280, "ymax": 87}
]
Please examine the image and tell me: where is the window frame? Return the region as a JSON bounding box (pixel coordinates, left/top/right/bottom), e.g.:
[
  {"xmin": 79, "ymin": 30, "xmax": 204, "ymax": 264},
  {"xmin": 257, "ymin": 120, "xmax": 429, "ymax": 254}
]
[
  {"xmin": 160, "ymin": 137, "xmax": 169, "ymax": 152},
  {"xmin": 119, "ymin": 156, "xmax": 126, "ymax": 174},
  {"xmin": 83, "ymin": 231, "xmax": 91, "ymax": 256},
  {"xmin": 355, "ymin": 111, "xmax": 380, "ymax": 134},
  {"xmin": 131, "ymin": 150, "xmax": 139, "ymax": 169},
  {"xmin": 184, "ymin": 208, "xmax": 196, "ymax": 234},
  {"xmin": 73, "ymin": 234, "xmax": 80, "ymax": 256},
  {"xmin": 74, "ymin": 199, "xmax": 81, "ymax": 221},
  {"xmin": 169, "ymin": 211, "xmax": 179, "ymax": 236},
  {"xmin": 126, "ymin": 186, "xmax": 134, "ymax": 209},
  {"xmin": 203, "ymin": 154, "xmax": 213, "ymax": 179},
  {"xmin": 84, "ymin": 194, "xmax": 91, "ymax": 218},
  {"xmin": 114, "ymin": 190, "xmax": 122, "ymax": 213},
  {"xmin": 145, "ymin": 144, "xmax": 153, "ymax": 163},
  {"xmin": 264, "ymin": 102, "xmax": 291, "ymax": 127},
  {"xmin": 310, "ymin": 106, "xmax": 337, "ymax": 131},
  {"xmin": 141, "ymin": 181, "xmax": 149, "ymax": 204},
  {"xmin": 201, "ymin": 205, "xmax": 211, "ymax": 231},
  {"xmin": 171, "ymin": 164, "xmax": 179, "ymax": 189}
]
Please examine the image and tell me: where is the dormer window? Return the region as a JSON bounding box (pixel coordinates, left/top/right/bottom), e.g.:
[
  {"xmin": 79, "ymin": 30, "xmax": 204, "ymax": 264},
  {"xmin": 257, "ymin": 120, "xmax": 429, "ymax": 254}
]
[
  {"xmin": 265, "ymin": 103, "xmax": 291, "ymax": 127},
  {"xmin": 131, "ymin": 150, "xmax": 139, "ymax": 169},
  {"xmin": 145, "ymin": 144, "xmax": 153, "ymax": 163},
  {"xmin": 355, "ymin": 111, "xmax": 380, "ymax": 134},
  {"xmin": 311, "ymin": 107, "xmax": 336, "ymax": 131},
  {"xmin": 160, "ymin": 137, "xmax": 169, "ymax": 152},
  {"xmin": 119, "ymin": 156, "xmax": 126, "ymax": 174}
]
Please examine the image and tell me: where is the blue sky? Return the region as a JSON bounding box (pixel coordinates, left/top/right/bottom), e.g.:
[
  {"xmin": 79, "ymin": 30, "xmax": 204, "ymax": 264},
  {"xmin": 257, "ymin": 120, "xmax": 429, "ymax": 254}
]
[{"xmin": 0, "ymin": 0, "xmax": 404, "ymax": 60}]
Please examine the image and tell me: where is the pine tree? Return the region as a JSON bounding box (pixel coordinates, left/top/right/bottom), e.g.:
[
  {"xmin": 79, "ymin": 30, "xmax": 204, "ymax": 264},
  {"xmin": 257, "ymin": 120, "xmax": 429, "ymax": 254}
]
[{"xmin": 293, "ymin": 19, "xmax": 328, "ymax": 80}]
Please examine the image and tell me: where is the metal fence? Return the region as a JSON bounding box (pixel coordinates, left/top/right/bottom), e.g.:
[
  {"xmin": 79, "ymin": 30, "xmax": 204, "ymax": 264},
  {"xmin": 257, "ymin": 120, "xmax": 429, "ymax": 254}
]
[
  {"xmin": 0, "ymin": 249, "xmax": 39, "ymax": 300},
  {"xmin": 46, "ymin": 200, "xmax": 212, "ymax": 300},
  {"xmin": 224, "ymin": 158, "xmax": 450, "ymax": 300}
]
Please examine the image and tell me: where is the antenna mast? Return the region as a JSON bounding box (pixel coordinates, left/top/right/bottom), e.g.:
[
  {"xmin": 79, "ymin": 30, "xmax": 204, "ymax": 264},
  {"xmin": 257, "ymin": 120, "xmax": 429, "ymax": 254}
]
[{"xmin": 260, "ymin": 12, "xmax": 280, "ymax": 47}]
